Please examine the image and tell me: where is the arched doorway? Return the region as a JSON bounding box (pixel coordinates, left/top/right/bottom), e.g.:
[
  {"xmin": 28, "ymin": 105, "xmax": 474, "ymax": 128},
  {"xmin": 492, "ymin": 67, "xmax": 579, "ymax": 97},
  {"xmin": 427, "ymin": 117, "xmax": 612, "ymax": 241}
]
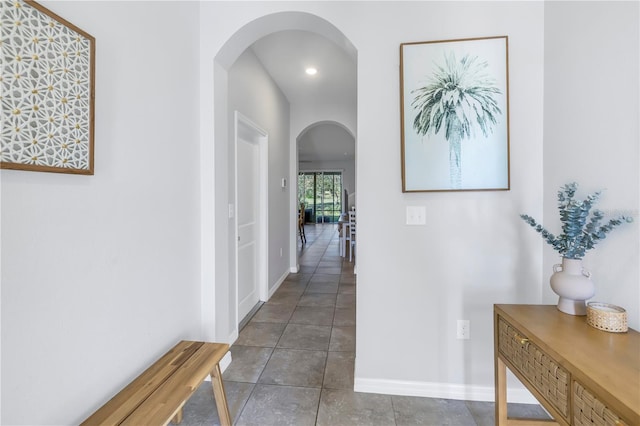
[
  {"xmin": 297, "ymin": 121, "xmax": 356, "ymax": 225},
  {"xmin": 201, "ymin": 11, "xmax": 357, "ymax": 344}
]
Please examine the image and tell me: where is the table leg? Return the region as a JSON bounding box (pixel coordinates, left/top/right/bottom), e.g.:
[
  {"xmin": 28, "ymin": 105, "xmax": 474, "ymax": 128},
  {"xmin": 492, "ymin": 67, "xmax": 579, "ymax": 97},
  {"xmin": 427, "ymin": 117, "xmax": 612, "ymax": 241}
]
[
  {"xmin": 211, "ymin": 364, "xmax": 232, "ymax": 426},
  {"xmin": 496, "ymin": 357, "xmax": 508, "ymax": 426}
]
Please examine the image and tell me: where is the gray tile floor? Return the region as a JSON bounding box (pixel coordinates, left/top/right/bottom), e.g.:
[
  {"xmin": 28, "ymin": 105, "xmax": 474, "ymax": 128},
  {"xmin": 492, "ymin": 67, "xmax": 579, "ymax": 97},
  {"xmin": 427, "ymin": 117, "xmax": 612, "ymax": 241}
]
[{"xmin": 178, "ymin": 224, "xmax": 550, "ymax": 425}]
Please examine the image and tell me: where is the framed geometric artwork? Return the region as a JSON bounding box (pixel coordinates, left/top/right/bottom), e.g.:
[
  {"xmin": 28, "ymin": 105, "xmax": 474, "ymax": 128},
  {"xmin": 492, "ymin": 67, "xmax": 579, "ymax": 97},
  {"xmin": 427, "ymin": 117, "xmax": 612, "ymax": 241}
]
[
  {"xmin": 1, "ymin": 0, "xmax": 95, "ymax": 174},
  {"xmin": 400, "ymin": 36, "xmax": 510, "ymax": 192}
]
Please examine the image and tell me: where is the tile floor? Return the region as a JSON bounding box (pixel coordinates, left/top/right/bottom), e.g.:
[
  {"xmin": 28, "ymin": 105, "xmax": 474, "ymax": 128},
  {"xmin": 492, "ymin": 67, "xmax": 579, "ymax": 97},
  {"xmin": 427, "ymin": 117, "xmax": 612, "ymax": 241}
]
[{"xmin": 178, "ymin": 224, "xmax": 550, "ymax": 425}]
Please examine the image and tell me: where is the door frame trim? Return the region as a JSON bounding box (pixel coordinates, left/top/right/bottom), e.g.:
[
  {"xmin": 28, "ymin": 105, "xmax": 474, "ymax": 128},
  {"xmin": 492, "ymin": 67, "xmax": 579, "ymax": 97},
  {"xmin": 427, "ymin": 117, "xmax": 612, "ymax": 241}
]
[{"xmin": 234, "ymin": 111, "xmax": 269, "ymax": 332}]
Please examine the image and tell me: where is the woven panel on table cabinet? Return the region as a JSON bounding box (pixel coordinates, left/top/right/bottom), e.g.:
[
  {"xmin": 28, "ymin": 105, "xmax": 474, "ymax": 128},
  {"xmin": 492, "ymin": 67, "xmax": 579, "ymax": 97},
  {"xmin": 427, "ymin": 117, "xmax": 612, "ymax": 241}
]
[
  {"xmin": 574, "ymin": 381, "xmax": 628, "ymax": 426},
  {"xmin": 498, "ymin": 317, "xmax": 569, "ymax": 419}
]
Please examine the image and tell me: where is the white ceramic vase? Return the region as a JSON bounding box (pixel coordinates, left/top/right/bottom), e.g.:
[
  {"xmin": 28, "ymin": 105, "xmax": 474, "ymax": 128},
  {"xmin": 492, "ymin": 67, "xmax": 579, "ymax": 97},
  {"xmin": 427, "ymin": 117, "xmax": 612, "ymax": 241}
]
[{"xmin": 550, "ymin": 257, "xmax": 595, "ymax": 316}]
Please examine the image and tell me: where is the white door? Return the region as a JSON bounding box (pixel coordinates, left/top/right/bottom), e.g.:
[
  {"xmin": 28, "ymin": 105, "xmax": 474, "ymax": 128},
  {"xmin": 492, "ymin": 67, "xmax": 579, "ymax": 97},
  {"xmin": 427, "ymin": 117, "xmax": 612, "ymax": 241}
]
[{"xmin": 237, "ymin": 135, "xmax": 260, "ymax": 322}]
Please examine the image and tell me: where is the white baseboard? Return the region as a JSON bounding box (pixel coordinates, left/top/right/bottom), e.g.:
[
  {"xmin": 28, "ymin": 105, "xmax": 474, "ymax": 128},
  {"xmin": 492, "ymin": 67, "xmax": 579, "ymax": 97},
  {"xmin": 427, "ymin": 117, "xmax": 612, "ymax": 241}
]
[
  {"xmin": 219, "ymin": 351, "xmax": 232, "ymax": 372},
  {"xmin": 227, "ymin": 329, "xmax": 239, "ymax": 345},
  {"xmin": 225, "ymin": 270, "xmax": 288, "ymax": 351},
  {"xmin": 268, "ymin": 270, "xmax": 289, "ymax": 299},
  {"xmin": 354, "ymin": 378, "xmax": 538, "ymax": 404},
  {"xmin": 290, "ymin": 265, "xmax": 299, "ymax": 273}
]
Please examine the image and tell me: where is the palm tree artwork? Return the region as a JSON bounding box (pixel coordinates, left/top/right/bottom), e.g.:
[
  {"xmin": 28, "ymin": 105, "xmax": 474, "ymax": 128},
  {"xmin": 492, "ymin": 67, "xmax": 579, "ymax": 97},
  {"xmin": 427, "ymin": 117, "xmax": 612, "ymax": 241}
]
[{"xmin": 410, "ymin": 51, "xmax": 502, "ymax": 189}]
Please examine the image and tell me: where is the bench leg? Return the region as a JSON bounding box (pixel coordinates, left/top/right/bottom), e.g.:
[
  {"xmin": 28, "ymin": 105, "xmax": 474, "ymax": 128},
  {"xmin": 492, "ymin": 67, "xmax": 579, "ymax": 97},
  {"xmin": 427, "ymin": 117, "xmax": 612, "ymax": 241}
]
[
  {"xmin": 171, "ymin": 407, "xmax": 184, "ymax": 424},
  {"xmin": 210, "ymin": 364, "xmax": 232, "ymax": 426}
]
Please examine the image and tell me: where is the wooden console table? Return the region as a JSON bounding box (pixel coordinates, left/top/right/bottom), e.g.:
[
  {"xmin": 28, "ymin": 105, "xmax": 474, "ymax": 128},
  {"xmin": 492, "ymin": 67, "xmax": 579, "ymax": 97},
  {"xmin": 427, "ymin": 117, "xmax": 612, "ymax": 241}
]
[{"xmin": 494, "ymin": 304, "xmax": 639, "ymax": 426}]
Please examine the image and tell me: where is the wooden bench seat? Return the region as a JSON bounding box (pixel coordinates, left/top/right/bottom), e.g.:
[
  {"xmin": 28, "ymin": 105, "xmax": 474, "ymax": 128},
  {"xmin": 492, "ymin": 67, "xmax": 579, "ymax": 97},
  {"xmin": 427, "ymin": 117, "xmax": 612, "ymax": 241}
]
[{"xmin": 81, "ymin": 340, "xmax": 231, "ymax": 426}]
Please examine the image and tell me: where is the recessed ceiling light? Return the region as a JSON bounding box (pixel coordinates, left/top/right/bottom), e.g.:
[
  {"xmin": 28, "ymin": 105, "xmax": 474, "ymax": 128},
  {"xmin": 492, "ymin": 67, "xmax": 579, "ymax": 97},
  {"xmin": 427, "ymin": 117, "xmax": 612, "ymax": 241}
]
[{"xmin": 305, "ymin": 67, "xmax": 317, "ymax": 76}]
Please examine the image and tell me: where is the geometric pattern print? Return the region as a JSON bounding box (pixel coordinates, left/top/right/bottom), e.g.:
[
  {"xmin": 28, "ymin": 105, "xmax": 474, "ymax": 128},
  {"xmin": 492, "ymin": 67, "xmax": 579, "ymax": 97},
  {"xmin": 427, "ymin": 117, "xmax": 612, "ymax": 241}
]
[{"xmin": 1, "ymin": 0, "xmax": 92, "ymax": 171}]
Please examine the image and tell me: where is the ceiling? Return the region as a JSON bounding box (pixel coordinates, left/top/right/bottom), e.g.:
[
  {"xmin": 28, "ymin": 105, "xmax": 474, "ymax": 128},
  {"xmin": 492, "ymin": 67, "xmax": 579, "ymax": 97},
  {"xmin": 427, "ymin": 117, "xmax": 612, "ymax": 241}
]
[{"xmin": 250, "ymin": 30, "xmax": 356, "ymax": 163}]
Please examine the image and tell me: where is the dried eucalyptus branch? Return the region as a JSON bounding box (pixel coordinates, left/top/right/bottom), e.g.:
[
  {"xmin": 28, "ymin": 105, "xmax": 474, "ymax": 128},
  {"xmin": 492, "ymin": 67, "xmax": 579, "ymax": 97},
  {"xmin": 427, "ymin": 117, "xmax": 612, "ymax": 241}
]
[{"xmin": 520, "ymin": 182, "xmax": 633, "ymax": 259}]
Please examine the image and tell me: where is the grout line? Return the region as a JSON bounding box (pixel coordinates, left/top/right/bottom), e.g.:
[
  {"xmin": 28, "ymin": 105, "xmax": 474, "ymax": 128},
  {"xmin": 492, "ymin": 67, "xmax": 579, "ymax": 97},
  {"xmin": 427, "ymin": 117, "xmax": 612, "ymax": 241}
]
[
  {"xmin": 236, "ymin": 224, "xmax": 355, "ymax": 425},
  {"xmin": 389, "ymin": 393, "xmax": 399, "ymax": 426}
]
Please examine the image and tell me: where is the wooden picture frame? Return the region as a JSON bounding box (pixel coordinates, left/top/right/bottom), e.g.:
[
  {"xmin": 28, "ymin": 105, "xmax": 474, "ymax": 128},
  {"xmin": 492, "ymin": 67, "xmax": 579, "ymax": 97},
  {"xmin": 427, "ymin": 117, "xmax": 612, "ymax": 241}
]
[
  {"xmin": 400, "ymin": 36, "xmax": 510, "ymax": 192},
  {"xmin": 1, "ymin": 0, "xmax": 95, "ymax": 175}
]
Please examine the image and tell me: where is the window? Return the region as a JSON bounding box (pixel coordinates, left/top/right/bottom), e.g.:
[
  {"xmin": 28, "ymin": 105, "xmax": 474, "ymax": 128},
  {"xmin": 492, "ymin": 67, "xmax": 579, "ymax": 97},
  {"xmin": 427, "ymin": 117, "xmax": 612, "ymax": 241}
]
[{"xmin": 298, "ymin": 171, "xmax": 343, "ymax": 223}]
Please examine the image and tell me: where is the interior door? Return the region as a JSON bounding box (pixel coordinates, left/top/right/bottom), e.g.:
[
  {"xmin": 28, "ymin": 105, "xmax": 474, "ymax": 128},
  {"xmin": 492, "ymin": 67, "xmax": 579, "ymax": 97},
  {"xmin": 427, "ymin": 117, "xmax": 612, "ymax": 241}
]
[{"xmin": 237, "ymin": 135, "xmax": 260, "ymax": 322}]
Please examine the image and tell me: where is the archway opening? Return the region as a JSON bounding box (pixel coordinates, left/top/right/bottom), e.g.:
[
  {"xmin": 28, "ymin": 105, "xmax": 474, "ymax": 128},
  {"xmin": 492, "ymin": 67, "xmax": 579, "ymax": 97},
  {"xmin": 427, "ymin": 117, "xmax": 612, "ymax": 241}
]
[
  {"xmin": 297, "ymin": 121, "xmax": 356, "ymax": 224},
  {"xmin": 206, "ymin": 11, "xmax": 357, "ymax": 344}
]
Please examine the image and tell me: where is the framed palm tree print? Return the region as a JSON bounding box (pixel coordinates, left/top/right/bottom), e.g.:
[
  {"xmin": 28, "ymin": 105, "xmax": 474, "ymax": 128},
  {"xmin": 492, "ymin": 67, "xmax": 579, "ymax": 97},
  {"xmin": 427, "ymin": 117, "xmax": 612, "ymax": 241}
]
[{"xmin": 400, "ymin": 36, "xmax": 510, "ymax": 192}]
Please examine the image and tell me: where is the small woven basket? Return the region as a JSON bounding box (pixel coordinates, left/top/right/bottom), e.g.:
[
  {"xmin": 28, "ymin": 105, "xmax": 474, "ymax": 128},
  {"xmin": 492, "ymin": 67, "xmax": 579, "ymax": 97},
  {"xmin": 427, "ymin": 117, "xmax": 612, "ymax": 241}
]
[{"xmin": 587, "ymin": 302, "xmax": 628, "ymax": 333}]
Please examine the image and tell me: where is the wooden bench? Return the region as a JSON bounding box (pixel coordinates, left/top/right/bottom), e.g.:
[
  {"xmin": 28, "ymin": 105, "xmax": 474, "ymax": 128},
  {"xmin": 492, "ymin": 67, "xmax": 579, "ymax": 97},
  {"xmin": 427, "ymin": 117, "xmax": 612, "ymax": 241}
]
[{"xmin": 81, "ymin": 340, "xmax": 231, "ymax": 426}]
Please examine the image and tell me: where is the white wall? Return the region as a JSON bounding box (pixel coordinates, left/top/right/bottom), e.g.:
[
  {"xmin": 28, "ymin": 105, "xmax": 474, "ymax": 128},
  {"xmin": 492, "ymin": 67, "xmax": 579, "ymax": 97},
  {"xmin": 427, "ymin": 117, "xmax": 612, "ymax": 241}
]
[
  {"xmin": 228, "ymin": 49, "xmax": 291, "ymax": 306},
  {"xmin": 543, "ymin": 1, "xmax": 640, "ymax": 327},
  {"xmin": 200, "ymin": 0, "xmax": 546, "ymax": 401},
  {"xmin": 291, "ymin": 101, "xmax": 357, "ymax": 139},
  {"xmin": 206, "ymin": 46, "xmax": 293, "ymax": 345},
  {"xmin": 351, "ymin": 1, "xmax": 545, "ymax": 399},
  {"xmin": 1, "ymin": 2, "xmax": 202, "ymax": 424}
]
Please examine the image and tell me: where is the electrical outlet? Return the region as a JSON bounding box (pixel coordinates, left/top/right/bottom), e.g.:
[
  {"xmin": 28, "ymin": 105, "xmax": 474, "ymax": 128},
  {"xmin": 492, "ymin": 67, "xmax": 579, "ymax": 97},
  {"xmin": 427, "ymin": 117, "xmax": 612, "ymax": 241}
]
[
  {"xmin": 406, "ymin": 206, "xmax": 426, "ymax": 225},
  {"xmin": 457, "ymin": 320, "xmax": 470, "ymax": 340}
]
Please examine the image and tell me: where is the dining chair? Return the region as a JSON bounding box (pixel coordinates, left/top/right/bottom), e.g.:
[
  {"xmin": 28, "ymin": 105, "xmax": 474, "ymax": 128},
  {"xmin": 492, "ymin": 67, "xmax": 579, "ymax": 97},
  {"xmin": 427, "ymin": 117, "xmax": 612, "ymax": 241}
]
[
  {"xmin": 338, "ymin": 212, "xmax": 348, "ymax": 257},
  {"xmin": 298, "ymin": 203, "xmax": 306, "ymax": 244},
  {"xmin": 348, "ymin": 210, "xmax": 356, "ymax": 261}
]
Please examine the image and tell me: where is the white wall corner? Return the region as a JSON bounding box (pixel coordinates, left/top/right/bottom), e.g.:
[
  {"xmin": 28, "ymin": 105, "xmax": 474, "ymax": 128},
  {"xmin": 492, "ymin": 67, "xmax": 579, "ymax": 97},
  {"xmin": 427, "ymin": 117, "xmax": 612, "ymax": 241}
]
[
  {"xmin": 290, "ymin": 265, "xmax": 300, "ymax": 273},
  {"xmin": 269, "ymin": 270, "xmax": 290, "ymax": 299},
  {"xmin": 227, "ymin": 329, "xmax": 239, "ymax": 347}
]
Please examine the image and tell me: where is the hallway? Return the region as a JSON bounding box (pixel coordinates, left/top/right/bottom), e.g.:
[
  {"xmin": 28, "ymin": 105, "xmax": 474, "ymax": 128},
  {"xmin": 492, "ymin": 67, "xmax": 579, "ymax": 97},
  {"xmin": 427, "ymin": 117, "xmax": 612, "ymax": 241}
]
[{"xmin": 178, "ymin": 224, "xmax": 548, "ymax": 425}]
